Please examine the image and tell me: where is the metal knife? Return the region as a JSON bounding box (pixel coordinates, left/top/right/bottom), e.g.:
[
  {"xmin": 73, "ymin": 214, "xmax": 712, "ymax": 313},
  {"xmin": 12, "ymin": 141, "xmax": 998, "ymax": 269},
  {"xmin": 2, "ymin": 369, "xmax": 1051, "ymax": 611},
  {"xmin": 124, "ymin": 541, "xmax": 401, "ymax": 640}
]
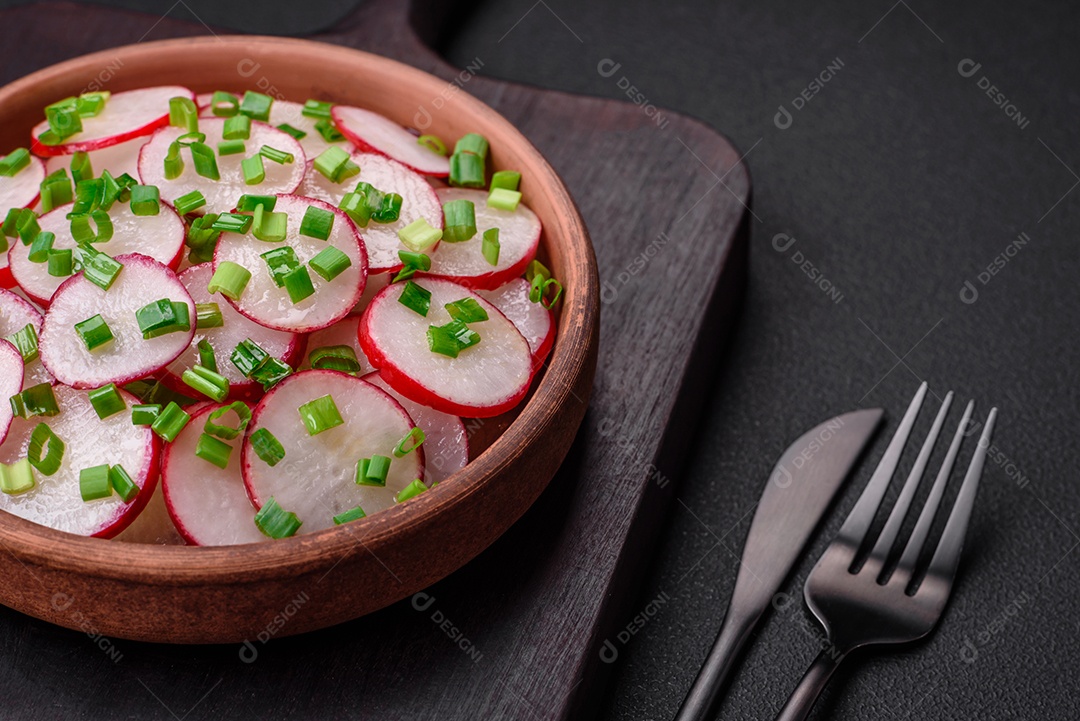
[{"xmin": 674, "ymin": 408, "xmax": 884, "ymax": 721}]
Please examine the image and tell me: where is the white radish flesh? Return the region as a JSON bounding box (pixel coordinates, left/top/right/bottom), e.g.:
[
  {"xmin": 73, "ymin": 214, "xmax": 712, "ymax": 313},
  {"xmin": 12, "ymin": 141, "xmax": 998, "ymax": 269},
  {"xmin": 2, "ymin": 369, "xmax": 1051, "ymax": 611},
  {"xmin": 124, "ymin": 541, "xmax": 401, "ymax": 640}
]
[
  {"xmin": 203, "ymin": 99, "xmax": 354, "ymax": 162},
  {"xmin": 39, "ymin": 254, "xmax": 195, "ymax": 389},
  {"xmin": 0, "ymin": 384, "xmax": 158, "ymax": 537},
  {"xmin": 359, "ymin": 278, "xmax": 532, "ymax": 417},
  {"xmin": 44, "ymin": 135, "xmax": 147, "ymax": 181},
  {"xmin": 213, "ymin": 194, "xmax": 366, "ymax": 333},
  {"xmin": 0, "ymin": 287, "xmax": 51, "ymax": 387},
  {"xmin": 331, "ymin": 106, "xmax": 450, "ymax": 177},
  {"xmin": 0, "ymin": 340, "xmax": 24, "ymax": 444},
  {"xmin": 243, "ymin": 370, "xmax": 422, "ymax": 532},
  {"xmin": 299, "ymin": 316, "xmax": 374, "ymax": 375},
  {"xmin": 477, "ymin": 277, "xmax": 554, "ymax": 366},
  {"xmin": 0, "ymin": 153, "xmax": 45, "ymax": 211}
]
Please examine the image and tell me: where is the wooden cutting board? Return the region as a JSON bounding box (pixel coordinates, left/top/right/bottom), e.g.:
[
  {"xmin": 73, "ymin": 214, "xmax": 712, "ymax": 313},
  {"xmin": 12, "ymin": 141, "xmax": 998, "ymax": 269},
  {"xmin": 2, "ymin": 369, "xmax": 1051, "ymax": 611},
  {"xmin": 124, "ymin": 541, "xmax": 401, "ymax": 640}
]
[{"xmin": 0, "ymin": 1, "xmax": 749, "ymax": 718}]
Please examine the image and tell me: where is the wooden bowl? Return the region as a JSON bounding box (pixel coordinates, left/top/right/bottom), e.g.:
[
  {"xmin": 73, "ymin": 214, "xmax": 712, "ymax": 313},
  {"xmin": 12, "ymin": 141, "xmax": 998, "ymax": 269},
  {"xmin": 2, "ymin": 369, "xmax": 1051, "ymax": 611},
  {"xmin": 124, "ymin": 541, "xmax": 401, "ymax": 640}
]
[{"xmin": 0, "ymin": 36, "xmax": 598, "ymax": 643}]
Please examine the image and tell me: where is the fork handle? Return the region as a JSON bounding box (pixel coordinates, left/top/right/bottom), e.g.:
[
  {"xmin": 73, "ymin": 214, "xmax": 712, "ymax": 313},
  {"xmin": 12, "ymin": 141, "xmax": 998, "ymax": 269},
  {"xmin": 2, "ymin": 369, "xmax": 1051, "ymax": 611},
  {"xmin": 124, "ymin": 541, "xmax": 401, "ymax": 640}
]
[{"xmin": 773, "ymin": 648, "xmax": 849, "ymax": 721}]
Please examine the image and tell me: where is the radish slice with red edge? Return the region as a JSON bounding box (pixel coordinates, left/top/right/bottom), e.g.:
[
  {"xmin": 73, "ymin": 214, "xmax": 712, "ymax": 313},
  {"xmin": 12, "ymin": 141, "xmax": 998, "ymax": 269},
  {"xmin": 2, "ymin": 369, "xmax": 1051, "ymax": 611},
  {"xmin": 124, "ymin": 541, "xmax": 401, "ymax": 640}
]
[
  {"xmin": 44, "ymin": 135, "xmax": 147, "ymax": 182},
  {"xmin": 331, "ymin": 106, "xmax": 450, "ymax": 177},
  {"xmin": 114, "ymin": 480, "xmax": 185, "ymax": 545},
  {"xmin": 31, "ymin": 86, "xmax": 195, "ymax": 157},
  {"xmin": 477, "ymin": 277, "xmax": 554, "ymax": 366},
  {"xmin": 421, "ymin": 188, "xmax": 541, "ymax": 291},
  {"xmin": 362, "ymin": 371, "xmax": 467, "ymax": 485},
  {"xmin": 39, "ymin": 253, "xmax": 196, "ymax": 389},
  {"xmin": 297, "ymin": 151, "xmax": 443, "ymax": 273},
  {"xmin": 243, "ymin": 369, "xmax": 423, "ymax": 533},
  {"xmin": 163, "ymin": 402, "xmax": 266, "ymax": 545},
  {"xmin": 0, "ymin": 384, "xmax": 159, "ymax": 537},
  {"xmin": 0, "ymin": 286, "xmax": 51, "ymax": 387},
  {"xmin": 138, "ymin": 118, "xmax": 306, "ymax": 214},
  {"xmin": 213, "ymin": 194, "xmax": 367, "ymax": 333},
  {"xmin": 9, "ymin": 200, "xmax": 185, "ymax": 307},
  {"xmin": 359, "ymin": 278, "xmax": 532, "ymax": 418},
  {"xmin": 202, "ymin": 99, "xmax": 353, "ymax": 162},
  {"xmin": 299, "ymin": 316, "xmax": 374, "ymax": 375},
  {"xmin": 0, "ymin": 153, "xmax": 45, "ymax": 211},
  {"xmin": 0, "ymin": 252, "xmax": 16, "ymax": 290},
  {"xmin": 0, "ymin": 340, "xmax": 24, "ymax": 444},
  {"xmin": 161, "ymin": 263, "xmax": 304, "ymax": 399}
]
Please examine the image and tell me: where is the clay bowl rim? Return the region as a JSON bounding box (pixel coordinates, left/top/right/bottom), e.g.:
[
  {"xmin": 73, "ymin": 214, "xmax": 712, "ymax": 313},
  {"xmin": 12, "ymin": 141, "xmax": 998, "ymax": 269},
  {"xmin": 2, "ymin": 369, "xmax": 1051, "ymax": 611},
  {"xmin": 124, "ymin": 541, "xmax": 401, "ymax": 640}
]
[{"xmin": 0, "ymin": 36, "xmax": 597, "ymax": 585}]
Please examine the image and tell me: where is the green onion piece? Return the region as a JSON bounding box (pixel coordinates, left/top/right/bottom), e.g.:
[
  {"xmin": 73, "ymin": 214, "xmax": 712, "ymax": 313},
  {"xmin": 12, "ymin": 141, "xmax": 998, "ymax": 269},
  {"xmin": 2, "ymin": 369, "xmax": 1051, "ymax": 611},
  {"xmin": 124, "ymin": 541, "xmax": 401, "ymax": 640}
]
[
  {"xmin": 109, "ymin": 464, "xmax": 139, "ymax": 502},
  {"xmin": 395, "ymin": 479, "xmax": 428, "ymax": 503},
  {"xmin": 529, "ymin": 273, "xmax": 544, "ymax": 303},
  {"xmin": 168, "ymin": 96, "xmax": 199, "ymax": 133},
  {"xmin": 249, "ymin": 428, "xmax": 285, "ymax": 467},
  {"xmin": 444, "ymin": 319, "xmax": 481, "ymax": 349},
  {"xmin": 124, "ymin": 380, "xmax": 194, "ymax": 407},
  {"xmin": 173, "ymin": 189, "xmax": 206, "ymax": 216},
  {"xmin": 250, "ymin": 358, "xmax": 292, "ymax": 390},
  {"xmin": 308, "ymin": 246, "xmax": 351, "ymax": 282},
  {"xmin": 0, "ymin": 459, "xmax": 35, "ymax": 495},
  {"xmin": 426, "ymin": 323, "xmax": 461, "ymax": 358},
  {"xmin": 87, "ymin": 383, "xmax": 126, "ymax": 419},
  {"xmin": 314, "ymin": 118, "xmax": 345, "ymax": 143},
  {"xmin": 27, "ymin": 231, "xmax": 55, "ymax": 263},
  {"xmin": 204, "ymin": 401, "xmax": 251, "ymax": 441},
  {"xmin": 490, "ymin": 170, "xmax": 521, "ymax": 192},
  {"xmin": 76, "ymin": 91, "xmax": 109, "ymax": 118},
  {"xmin": 241, "ymin": 154, "xmax": 265, "ymax": 185},
  {"xmin": 302, "ymin": 99, "xmax": 333, "ymax": 119},
  {"xmin": 74, "ymin": 314, "xmax": 114, "ymax": 352},
  {"xmin": 230, "ymin": 338, "xmax": 270, "ymax": 376},
  {"xmin": 394, "ymin": 427, "xmax": 426, "ymax": 458},
  {"xmin": 398, "ymin": 280, "xmax": 432, "ymax": 316},
  {"xmin": 338, "ymin": 192, "xmax": 371, "ymax": 228},
  {"xmin": 276, "ymin": 123, "xmax": 307, "ymax": 140},
  {"xmin": 487, "ymin": 187, "xmax": 522, "ymax": 211},
  {"xmin": 237, "ymin": 194, "xmax": 276, "ymax": 212},
  {"xmin": 196, "ymin": 302, "xmax": 223, "ymax": 329},
  {"xmin": 308, "ymin": 345, "xmax": 360, "ymax": 373},
  {"xmin": 441, "ymin": 199, "xmax": 477, "ymax": 242},
  {"xmin": 197, "ymin": 339, "xmax": 218, "ymax": 373},
  {"xmin": 299, "ymin": 205, "xmax": 334, "ymax": 240},
  {"xmin": 541, "ymin": 278, "xmax": 564, "ymax": 309},
  {"xmin": 27, "ymin": 422, "xmax": 64, "ymax": 476},
  {"xmin": 223, "ymin": 113, "xmax": 252, "ymax": 140},
  {"xmin": 10, "ymin": 383, "xmax": 59, "ymax": 418},
  {"xmin": 392, "ymin": 250, "xmax": 432, "ymax": 283},
  {"xmin": 350, "ymin": 182, "xmax": 400, "ymax": 224},
  {"xmin": 79, "ymin": 464, "xmax": 112, "ymax": 501},
  {"xmin": 217, "ymin": 139, "xmax": 246, "ymax": 156},
  {"xmin": 454, "ymin": 133, "xmax": 489, "ymax": 158},
  {"xmin": 129, "ymin": 185, "xmax": 161, "ymax": 216},
  {"xmin": 3, "ymin": 323, "xmax": 38, "ymax": 363},
  {"xmin": 259, "ymin": 145, "xmax": 294, "ymax": 165},
  {"xmin": 0, "ymin": 148, "xmax": 31, "ymax": 177},
  {"xmin": 76, "ymin": 242, "xmax": 123, "ymax": 289},
  {"xmin": 445, "ymin": 297, "xmax": 489, "ymax": 323},
  {"xmin": 151, "ymin": 401, "xmax": 191, "ymax": 442},
  {"xmin": 526, "ymin": 259, "xmax": 551, "ymax": 284},
  {"xmin": 355, "ymin": 454, "xmax": 391, "ymax": 487},
  {"xmin": 175, "ymin": 131, "xmax": 206, "ymax": 147},
  {"xmin": 186, "ymin": 214, "xmax": 222, "ymax": 264},
  {"xmin": 135, "ymin": 299, "xmax": 190, "ymax": 339},
  {"xmin": 70, "ymin": 210, "xmax": 114, "ymax": 244},
  {"xmin": 48, "ymin": 249, "xmax": 73, "ymax": 277},
  {"xmin": 298, "ymin": 394, "xmax": 344, "ymax": 436},
  {"xmin": 131, "ymin": 404, "xmax": 161, "ymax": 426},
  {"xmin": 182, "ymin": 365, "xmax": 230, "ymax": 402},
  {"xmin": 3, "ymin": 208, "xmax": 23, "ymax": 237},
  {"xmin": 46, "ymin": 99, "xmax": 83, "ymax": 140},
  {"xmin": 252, "ymin": 204, "xmax": 288, "ymax": 242},
  {"xmin": 260, "ymin": 246, "xmax": 300, "ymax": 287},
  {"xmin": 189, "ymin": 142, "xmax": 220, "ymax": 180},
  {"xmin": 397, "ymin": 218, "xmax": 443, "ymax": 252},
  {"xmin": 239, "ymin": 91, "xmax": 273, "ymax": 122},
  {"xmin": 70, "ymin": 177, "xmax": 103, "ymax": 215},
  {"xmin": 210, "ymin": 91, "xmax": 239, "ymax": 117},
  {"xmin": 417, "ymin": 134, "xmax": 448, "ymax": 156},
  {"xmin": 211, "ymin": 212, "xmax": 253, "ymax": 235},
  {"xmin": 482, "ymin": 228, "xmax": 500, "ymax": 266},
  {"xmin": 333, "ymin": 505, "xmax": 366, "ymax": 525},
  {"xmin": 70, "ymin": 151, "xmax": 93, "ymax": 184},
  {"xmin": 449, "ymin": 151, "xmax": 485, "ymax": 188},
  {"xmin": 207, "ymin": 261, "xmax": 251, "ymax": 300},
  {"xmin": 313, "ymin": 146, "xmax": 354, "ymax": 183},
  {"xmin": 254, "ymin": 496, "xmax": 301, "ymax": 538},
  {"xmin": 195, "ymin": 432, "xmax": 232, "ymax": 469},
  {"xmin": 98, "ymin": 170, "xmax": 123, "ymax": 211},
  {"xmin": 164, "ymin": 141, "xmax": 184, "ymax": 179},
  {"xmin": 283, "ymin": 265, "xmax": 315, "ymax": 304},
  {"xmin": 16, "ymin": 209, "xmax": 41, "ymax": 245}
]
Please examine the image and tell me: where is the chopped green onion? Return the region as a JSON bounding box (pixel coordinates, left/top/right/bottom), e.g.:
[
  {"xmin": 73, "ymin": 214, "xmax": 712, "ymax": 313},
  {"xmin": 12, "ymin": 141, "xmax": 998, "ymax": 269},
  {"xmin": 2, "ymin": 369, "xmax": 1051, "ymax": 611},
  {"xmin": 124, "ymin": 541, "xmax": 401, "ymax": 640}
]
[
  {"xmin": 124, "ymin": 380, "xmax": 193, "ymax": 407},
  {"xmin": 70, "ymin": 177, "xmax": 103, "ymax": 215},
  {"xmin": 48, "ymin": 248, "xmax": 73, "ymax": 277},
  {"xmin": 211, "ymin": 212, "xmax": 253, "ymax": 234},
  {"xmin": 395, "ymin": 479, "xmax": 429, "ymax": 503},
  {"xmin": 27, "ymin": 422, "xmax": 64, "ymax": 476},
  {"xmin": 196, "ymin": 302, "xmax": 223, "ymax": 329},
  {"xmin": 175, "ymin": 131, "xmax": 206, "ymax": 147},
  {"xmin": 223, "ymin": 113, "xmax": 252, "ymax": 140},
  {"xmin": 197, "ymin": 339, "xmax": 218, "ymax": 373},
  {"xmin": 526, "ymin": 259, "xmax": 551, "ymax": 284},
  {"xmin": 394, "ymin": 427, "xmax": 426, "ymax": 458},
  {"xmin": 0, "ymin": 459, "xmax": 35, "ymax": 495},
  {"xmin": 109, "ymin": 464, "xmax": 139, "ymax": 502},
  {"xmin": 441, "ymin": 199, "xmax": 477, "ymax": 242},
  {"xmin": 70, "ymin": 151, "xmax": 93, "ymax": 184},
  {"xmin": 490, "ymin": 170, "xmax": 521, "ymax": 192},
  {"xmin": 87, "ymin": 383, "xmax": 125, "ymax": 419},
  {"xmin": 260, "ymin": 246, "xmax": 300, "ymax": 287},
  {"xmin": 314, "ymin": 118, "xmax": 345, "ymax": 143},
  {"xmin": 298, "ymin": 394, "xmax": 343, "ymax": 436},
  {"xmin": 251, "ymin": 358, "xmax": 292, "ymax": 390},
  {"xmin": 283, "ymin": 265, "xmax": 315, "ymax": 304},
  {"xmin": 355, "ymin": 454, "xmax": 391, "ymax": 487},
  {"xmin": 299, "ymin": 205, "xmax": 334, "ymax": 240},
  {"xmin": 242, "ymin": 154, "xmax": 265, "ymax": 185},
  {"xmin": 27, "ymin": 231, "xmax": 55, "ymax": 263},
  {"xmin": 444, "ymin": 297, "xmax": 489, "ymax": 323},
  {"xmin": 131, "ymin": 404, "xmax": 161, "ymax": 426},
  {"xmin": 541, "ymin": 278, "xmax": 564, "ymax": 309},
  {"xmin": 204, "ymin": 401, "xmax": 251, "ymax": 441},
  {"xmin": 487, "ymin": 187, "xmax": 522, "ymax": 211},
  {"xmin": 210, "ymin": 91, "xmax": 239, "ymax": 117},
  {"xmin": 449, "ymin": 151, "xmax": 485, "ymax": 188},
  {"xmin": 129, "ymin": 185, "xmax": 161, "ymax": 216},
  {"xmin": 98, "ymin": 170, "xmax": 123, "ymax": 211},
  {"xmin": 239, "ymin": 91, "xmax": 273, "ymax": 121},
  {"xmin": 76, "ymin": 243, "xmax": 123, "ymax": 290},
  {"xmin": 482, "ymin": 228, "xmax": 500, "ymax": 266},
  {"xmin": 276, "ymin": 123, "xmax": 307, "ymax": 140},
  {"xmin": 190, "ymin": 142, "xmax": 220, "ymax": 180},
  {"xmin": 16, "ymin": 210, "xmax": 40, "ymax": 245},
  {"xmin": 70, "ymin": 210, "xmax": 113, "ymax": 244},
  {"xmin": 254, "ymin": 496, "xmax": 302, "ymax": 538},
  {"xmin": 308, "ymin": 246, "xmax": 351, "ymax": 282},
  {"xmin": 76, "ymin": 91, "xmax": 109, "ymax": 118},
  {"xmin": 182, "ymin": 365, "xmax": 230, "ymax": 402},
  {"xmin": 426, "ymin": 323, "xmax": 462, "ymax": 358},
  {"xmin": 173, "ymin": 189, "xmax": 206, "ymax": 216},
  {"xmin": 74, "ymin": 314, "xmax": 113, "ymax": 352},
  {"xmin": 46, "ymin": 99, "xmax": 82, "ymax": 140},
  {"xmin": 164, "ymin": 141, "xmax": 184, "ymax": 179},
  {"xmin": 79, "ymin": 464, "xmax": 112, "ymax": 501},
  {"xmin": 454, "ymin": 133, "xmax": 489, "ymax": 157},
  {"xmin": 237, "ymin": 194, "xmax": 276, "ymax": 213},
  {"xmin": 217, "ymin": 139, "xmax": 246, "ymax": 156},
  {"xmin": 392, "ymin": 250, "xmax": 431, "ymax": 283},
  {"xmin": 338, "ymin": 192, "xmax": 371, "ymax": 228},
  {"xmin": 259, "ymin": 145, "xmax": 294, "ymax": 165},
  {"xmin": 312, "ymin": 146, "xmax": 357, "ymax": 183},
  {"xmin": 3, "ymin": 208, "xmax": 23, "ymax": 237},
  {"xmin": 230, "ymin": 338, "xmax": 270, "ymax": 376},
  {"xmin": 10, "ymin": 383, "xmax": 58, "ymax": 418},
  {"xmin": 207, "ymin": 261, "xmax": 251, "ymax": 300},
  {"xmin": 186, "ymin": 214, "xmax": 221, "ymax": 264},
  {"xmin": 168, "ymin": 96, "xmax": 199, "ymax": 133},
  {"xmin": 135, "ymin": 299, "xmax": 190, "ymax": 339},
  {"xmin": 350, "ymin": 182, "xmax": 401, "ymax": 224},
  {"xmin": 308, "ymin": 345, "xmax": 360, "ymax": 373},
  {"xmin": 151, "ymin": 401, "xmax": 191, "ymax": 442},
  {"xmin": 0, "ymin": 148, "xmax": 30, "ymax": 177},
  {"xmin": 417, "ymin": 134, "xmax": 448, "ymax": 156},
  {"xmin": 195, "ymin": 432, "xmax": 232, "ymax": 469},
  {"xmin": 3, "ymin": 323, "xmax": 38, "ymax": 363},
  {"xmin": 249, "ymin": 428, "xmax": 285, "ymax": 466},
  {"xmin": 397, "ymin": 218, "xmax": 443, "ymax": 252},
  {"xmin": 529, "ymin": 273, "xmax": 544, "ymax": 303},
  {"xmin": 252, "ymin": 204, "xmax": 288, "ymax": 241},
  {"xmin": 302, "ymin": 99, "xmax": 333, "ymax": 119},
  {"xmin": 444, "ymin": 319, "xmax": 481, "ymax": 349},
  {"xmin": 398, "ymin": 280, "xmax": 432, "ymax": 316},
  {"xmin": 333, "ymin": 505, "xmax": 367, "ymax": 525}
]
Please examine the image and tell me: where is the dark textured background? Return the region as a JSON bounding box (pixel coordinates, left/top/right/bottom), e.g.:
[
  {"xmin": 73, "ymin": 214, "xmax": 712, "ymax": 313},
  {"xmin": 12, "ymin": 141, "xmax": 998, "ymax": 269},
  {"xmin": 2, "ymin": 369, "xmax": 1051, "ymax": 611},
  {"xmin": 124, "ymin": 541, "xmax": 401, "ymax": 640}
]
[{"xmin": 2, "ymin": 1, "xmax": 1078, "ymax": 719}]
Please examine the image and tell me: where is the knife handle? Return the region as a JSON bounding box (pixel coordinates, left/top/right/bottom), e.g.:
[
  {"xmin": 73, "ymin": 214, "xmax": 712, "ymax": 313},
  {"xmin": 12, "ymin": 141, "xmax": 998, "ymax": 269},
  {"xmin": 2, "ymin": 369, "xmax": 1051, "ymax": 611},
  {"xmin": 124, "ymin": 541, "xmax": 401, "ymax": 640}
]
[{"xmin": 673, "ymin": 611, "xmax": 757, "ymax": 721}]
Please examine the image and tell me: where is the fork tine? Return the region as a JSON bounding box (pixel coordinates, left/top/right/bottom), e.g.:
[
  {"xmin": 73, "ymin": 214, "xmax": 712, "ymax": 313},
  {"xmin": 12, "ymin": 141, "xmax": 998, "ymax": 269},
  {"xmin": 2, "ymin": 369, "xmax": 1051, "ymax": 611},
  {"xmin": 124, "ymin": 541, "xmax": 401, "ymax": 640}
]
[
  {"xmin": 866, "ymin": 391, "xmax": 954, "ymax": 566},
  {"xmin": 838, "ymin": 382, "xmax": 928, "ymax": 543}
]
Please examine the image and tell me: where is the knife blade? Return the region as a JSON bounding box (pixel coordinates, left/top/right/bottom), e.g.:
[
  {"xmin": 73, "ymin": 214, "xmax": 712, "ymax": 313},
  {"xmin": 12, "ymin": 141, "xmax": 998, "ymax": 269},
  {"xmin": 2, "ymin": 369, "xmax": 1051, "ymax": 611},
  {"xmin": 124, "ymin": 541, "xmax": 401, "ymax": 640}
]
[{"xmin": 674, "ymin": 408, "xmax": 884, "ymax": 721}]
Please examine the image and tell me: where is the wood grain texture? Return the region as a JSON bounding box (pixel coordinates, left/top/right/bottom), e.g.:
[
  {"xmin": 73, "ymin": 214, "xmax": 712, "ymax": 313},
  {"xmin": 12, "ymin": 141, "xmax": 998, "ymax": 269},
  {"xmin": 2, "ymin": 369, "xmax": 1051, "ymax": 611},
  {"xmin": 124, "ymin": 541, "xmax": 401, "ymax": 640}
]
[{"xmin": 0, "ymin": 0, "xmax": 749, "ymax": 718}]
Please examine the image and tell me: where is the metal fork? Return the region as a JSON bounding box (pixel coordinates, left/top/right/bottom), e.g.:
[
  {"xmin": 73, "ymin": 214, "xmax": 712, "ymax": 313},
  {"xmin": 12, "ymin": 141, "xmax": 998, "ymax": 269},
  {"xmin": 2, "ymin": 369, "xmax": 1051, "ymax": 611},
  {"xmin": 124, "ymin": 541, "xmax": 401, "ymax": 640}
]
[{"xmin": 774, "ymin": 382, "xmax": 997, "ymax": 721}]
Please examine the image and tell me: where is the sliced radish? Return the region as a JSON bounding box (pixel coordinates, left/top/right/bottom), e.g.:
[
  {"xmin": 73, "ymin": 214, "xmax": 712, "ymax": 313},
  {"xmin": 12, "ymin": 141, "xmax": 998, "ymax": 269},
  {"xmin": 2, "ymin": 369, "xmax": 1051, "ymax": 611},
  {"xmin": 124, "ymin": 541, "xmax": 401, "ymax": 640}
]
[
  {"xmin": 163, "ymin": 402, "xmax": 266, "ymax": 545},
  {"xmin": 350, "ymin": 270, "xmax": 390, "ymax": 316},
  {"xmin": 31, "ymin": 86, "xmax": 195, "ymax": 157},
  {"xmin": 243, "ymin": 370, "xmax": 423, "ymax": 532},
  {"xmin": 422, "ymin": 188, "xmax": 541, "ymax": 291},
  {"xmin": 39, "ymin": 254, "xmax": 195, "ymax": 389},
  {"xmin": 0, "ymin": 340, "xmax": 24, "ymax": 444},
  {"xmin": 44, "ymin": 135, "xmax": 147, "ymax": 181},
  {"xmin": 359, "ymin": 278, "xmax": 532, "ymax": 417},
  {"xmin": 0, "ymin": 153, "xmax": 45, "ymax": 211},
  {"xmin": 0, "ymin": 287, "xmax": 51, "ymax": 387},
  {"xmin": 0, "ymin": 252, "xmax": 14, "ymax": 290},
  {"xmin": 161, "ymin": 263, "xmax": 303, "ymax": 399},
  {"xmin": 299, "ymin": 316, "xmax": 374, "ymax": 375},
  {"xmin": 0, "ymin": 384, "xmax": 159, "ymax": 538},
  {"xmin": 114, "ymin": 481, "xmax": 185, "ymax": 545},
  {"xmin": 296, "ymin": 151, "xmax": 443, "ymax": 273},
  {"xmin": 10, "ymin": 200, "xmax": 185, "ymax": 306},
  {"xmin": 363, "ymin": 371, "xmax": 467, "ymax": 485},
  {"xmin": 138, "ymin": 118, "xmax": 306, "ymax": 214},
  {"xmin": 331, "ymin": 106, "xmax": 450, "ymax": 177},
  {"xmin": 213, "ymin": 194, "xmax": 366, "ymax": 333},
  {"xmin": 477, "ymin": 278, "xmax": 554, "ymax": 366},
  {"xmin": 203, "ymin": 99, "xmax": 354, "ymax": 162},
  {"xmin": 195, "ymin": 93, "xmax": 214, "ymax": 110}
]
